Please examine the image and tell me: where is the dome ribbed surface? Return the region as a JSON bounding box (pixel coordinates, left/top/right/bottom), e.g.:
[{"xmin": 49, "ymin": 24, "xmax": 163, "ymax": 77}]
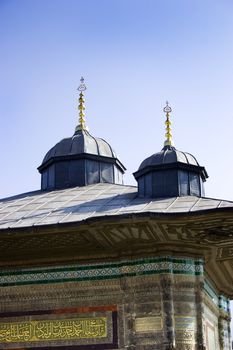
[
  {"xmin": 42, "ymin": 130, "xmax": 116, "ymax": 164},
  {"xmin": 138, "ymin": 146, "xmax": 199, "ymax": 170}
]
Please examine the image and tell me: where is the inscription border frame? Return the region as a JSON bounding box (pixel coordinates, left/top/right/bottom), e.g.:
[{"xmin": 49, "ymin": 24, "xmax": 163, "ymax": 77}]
[{"xmin": 0, "ymin": 306, "xmax": 118, "ymax": 350}]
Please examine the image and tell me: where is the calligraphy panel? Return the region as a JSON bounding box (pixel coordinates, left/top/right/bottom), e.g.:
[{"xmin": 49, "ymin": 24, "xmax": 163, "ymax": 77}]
[{"xmin": 0, "ymin": 317, "xmax": 107, "ymax": 343}]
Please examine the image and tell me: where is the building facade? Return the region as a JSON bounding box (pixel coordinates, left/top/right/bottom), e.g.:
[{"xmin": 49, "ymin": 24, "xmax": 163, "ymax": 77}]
[{"xmin": 0, "ymin": 80, "xmax": 232, "ymax": 350}]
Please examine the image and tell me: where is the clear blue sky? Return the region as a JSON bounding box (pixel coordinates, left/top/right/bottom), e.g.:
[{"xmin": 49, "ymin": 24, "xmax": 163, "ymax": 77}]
[{"xmin": 1, "ymin": 0, "xmax": 233, "ymax": 201}]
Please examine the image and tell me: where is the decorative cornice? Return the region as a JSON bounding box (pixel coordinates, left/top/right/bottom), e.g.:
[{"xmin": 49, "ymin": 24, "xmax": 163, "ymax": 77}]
[{"xmin": 0, "ymin": 215, "xmax": 233, "ymax": 296}]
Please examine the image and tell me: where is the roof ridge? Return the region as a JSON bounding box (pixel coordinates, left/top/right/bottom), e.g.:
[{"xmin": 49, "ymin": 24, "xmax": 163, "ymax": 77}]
[
  {"xmin": 164, "ymin": 197, "xmax": 179, "ymax": 212},
  {"xmin": 189, "ymin": 197, "xmax": 201, "ymax": 212}
]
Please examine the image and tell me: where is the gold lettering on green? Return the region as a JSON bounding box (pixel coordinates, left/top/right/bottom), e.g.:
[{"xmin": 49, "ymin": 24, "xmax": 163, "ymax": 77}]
[{"xmin": 0, "ymin": 317, "xmax": 107, "ymax": 343}]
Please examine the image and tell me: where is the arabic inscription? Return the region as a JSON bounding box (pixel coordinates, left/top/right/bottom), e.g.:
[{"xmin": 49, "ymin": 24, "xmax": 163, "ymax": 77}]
[{"xmin": 0, "ymin": 317, "xmax": 107, "ymax": 343}]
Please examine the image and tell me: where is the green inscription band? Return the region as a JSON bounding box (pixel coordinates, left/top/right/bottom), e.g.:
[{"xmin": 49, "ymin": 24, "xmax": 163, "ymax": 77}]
[{"xmin": 0, "ymin": 317, "xmax": 107, "ymax": 343}]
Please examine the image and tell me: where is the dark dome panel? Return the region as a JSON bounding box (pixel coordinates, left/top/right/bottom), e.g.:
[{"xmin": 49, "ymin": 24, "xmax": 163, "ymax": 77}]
[
  {"xmin": 163, "ymin": 149, "xmax": 177, "ymax": 163},
  {"xmin": 70, "ymin": 133, "xmax": 87, "ymax": 154},
  {"xmin": 95, "ymin": 137, "xmax": 115, "ymax": 157},
  {"xmin": 176, "ymin": 150, "xmax": 188, "ymax": 163}
]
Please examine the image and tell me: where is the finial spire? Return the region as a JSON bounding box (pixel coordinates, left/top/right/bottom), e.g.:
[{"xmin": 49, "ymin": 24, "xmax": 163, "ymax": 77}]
[
  {"xmin": 163, "ymin": 101, "xmax": 174, "ymax": 147},
  {"xmin": 75, "ymin": 77, "xmax": 88, "ymax": 133}
]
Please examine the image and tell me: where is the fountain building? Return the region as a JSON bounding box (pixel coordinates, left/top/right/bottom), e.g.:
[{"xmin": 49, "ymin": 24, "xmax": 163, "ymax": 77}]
[{"xmin": 0, "ymin": 79, "xmax": 232, "ymax": 350}]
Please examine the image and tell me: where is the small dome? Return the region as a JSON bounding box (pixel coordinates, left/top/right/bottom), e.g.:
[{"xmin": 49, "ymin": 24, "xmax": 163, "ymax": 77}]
[
  {"xmin": 134, "ymin": 145, "xmax": 208, "ymax": 199},
  {"xmin": 138, "ymin": 146, "xmax": 199, "ymax": 170},
  {"xmin": 42, "ymin": 130, "xmax": 117, "ymax": 165},
  {"xmin": 134, "ymin": 101, "xmax": 209, "ymax": 198}
]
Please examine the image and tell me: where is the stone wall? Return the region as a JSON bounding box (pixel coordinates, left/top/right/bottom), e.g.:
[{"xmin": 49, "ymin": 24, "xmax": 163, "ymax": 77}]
[{"xmin": 0, "ymin": 256, "xmax": 230, "ymax": 350}]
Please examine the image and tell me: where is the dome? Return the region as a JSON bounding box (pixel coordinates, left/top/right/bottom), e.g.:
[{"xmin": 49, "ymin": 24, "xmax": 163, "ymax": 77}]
[
  {"xmin": 133, "ymin": 102, "xmax": 208, "ymax": 198},
  {"xmin": 134, "ymin": 145, "xmax": 208, "ymax": 199},
  {"xmin": 42, "ymin": 130, "xmax": 117, "ymax": 165},
  {"xmin": 38, "ymin": 78, "xmax": 126, "ymax": 190},
  {"xmin": 38, "ymin": 130, "xmax": 125, "ymax": 191},
  {"xmin": 138, "ymin": 145, "xmax": 200, "ymax": 170}
]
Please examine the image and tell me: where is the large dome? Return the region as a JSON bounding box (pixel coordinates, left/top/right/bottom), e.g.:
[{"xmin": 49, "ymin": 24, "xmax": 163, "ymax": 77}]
[
  {"xmin": 42, "ymin": 130, "xmax": 117, "ymax": 165},
  {"xmin": 38, "ymin": 78, "xmax": 125, "ymax": 190},
  {"xmin": 38, "ymin": 129, "xmax": 125, "ymax": 190}
]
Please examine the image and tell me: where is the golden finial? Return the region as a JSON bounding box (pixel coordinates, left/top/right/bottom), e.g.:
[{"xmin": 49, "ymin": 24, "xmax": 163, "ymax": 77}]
[
  {"xmin": 75, "ymin": 77, "xmax": 88, "ymax": 132},
  {"xmin": 163, "ymin": 101, "xmax": 174, "ymax": 147}
]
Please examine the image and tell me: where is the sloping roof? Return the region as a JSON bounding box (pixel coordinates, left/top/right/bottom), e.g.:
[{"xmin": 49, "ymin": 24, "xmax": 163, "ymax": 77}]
[{"xmin": 1, "ymin": 183, "xmax": 233, "ymax": 230}]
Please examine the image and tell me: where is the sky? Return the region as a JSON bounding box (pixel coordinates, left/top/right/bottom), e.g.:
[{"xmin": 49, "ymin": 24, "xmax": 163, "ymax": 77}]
[
  {"xmin": 1, "ymin": 0, "xmax": 233, "ymax": 200},
  {"xmin": 1, "ymin": 0, "xmax": 233, "ymax": 334}
]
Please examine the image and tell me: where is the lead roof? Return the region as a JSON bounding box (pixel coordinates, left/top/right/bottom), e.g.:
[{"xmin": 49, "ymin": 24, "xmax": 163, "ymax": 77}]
[{"xmin": 1, "ymin": 183, "xmax": 233, "ymax": 230}]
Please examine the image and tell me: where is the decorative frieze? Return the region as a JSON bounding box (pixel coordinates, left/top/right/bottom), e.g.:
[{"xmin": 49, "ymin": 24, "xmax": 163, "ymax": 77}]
[{"xmin": 0, "ymin": 256, "xmax": 203, "ymax": 287}]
